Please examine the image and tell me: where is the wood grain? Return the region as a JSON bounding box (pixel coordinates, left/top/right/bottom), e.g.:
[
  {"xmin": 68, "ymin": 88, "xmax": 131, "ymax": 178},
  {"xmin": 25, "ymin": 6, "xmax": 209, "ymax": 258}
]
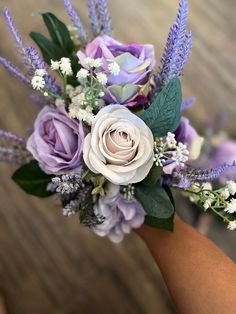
[{"xmin": 0, "ymin": 0, "xmax": 235, "ymax": 313}]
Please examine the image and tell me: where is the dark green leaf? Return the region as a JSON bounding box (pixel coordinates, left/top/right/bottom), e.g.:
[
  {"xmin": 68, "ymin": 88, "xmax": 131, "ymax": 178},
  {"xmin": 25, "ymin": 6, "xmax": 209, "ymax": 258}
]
[
  {"xmin": 135, "ymin": 183, "xmax": 174, "ymax": 219},
  {"xmin": 140, "ymin": 78, "xmax": 182, "ymax": 137},
  {"xmin": 142, "ymin": 165, "xmax": 162, "ymax": 186},
  {"xmin": 12, "ymin": 160, "xmax": 54, "ymax": 198},
  {"xmin": 42, "ymin": 13, "xmax": 74, "ymax": 54},
  {"xmin": 30, "ymin": 32, "xmax": 65, "ymax": 64},
  {"xmin": 145, "ymin": 214, "xmax": 174, "ymax": 231}
]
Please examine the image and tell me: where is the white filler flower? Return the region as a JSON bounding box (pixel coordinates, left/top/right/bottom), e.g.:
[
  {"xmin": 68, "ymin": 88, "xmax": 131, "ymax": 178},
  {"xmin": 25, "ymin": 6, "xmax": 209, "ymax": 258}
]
[{"xmin": 83, "ymin": 105, "xmax": 154, "ymax": 185}]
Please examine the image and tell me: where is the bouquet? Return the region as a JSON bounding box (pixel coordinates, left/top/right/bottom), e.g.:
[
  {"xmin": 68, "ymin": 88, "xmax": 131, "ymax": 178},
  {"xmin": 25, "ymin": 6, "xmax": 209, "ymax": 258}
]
[{"xmin": 1, "ymin": 0, "xmax": 236, "ymax": 243}]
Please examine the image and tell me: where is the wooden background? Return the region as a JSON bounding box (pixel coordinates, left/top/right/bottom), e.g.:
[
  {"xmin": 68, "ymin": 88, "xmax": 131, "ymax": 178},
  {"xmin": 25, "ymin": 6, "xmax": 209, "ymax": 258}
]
[{"xmin": 0, "ymin": 0, "xmax": 235, "ymax": 313}]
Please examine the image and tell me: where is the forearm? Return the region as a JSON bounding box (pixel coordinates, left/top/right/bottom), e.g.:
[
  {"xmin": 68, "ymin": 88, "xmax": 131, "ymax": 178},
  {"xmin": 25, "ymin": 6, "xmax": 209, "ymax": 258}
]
[{"xmin": 137, "ymin": 216, "xmax": 236, "ymax": 314}]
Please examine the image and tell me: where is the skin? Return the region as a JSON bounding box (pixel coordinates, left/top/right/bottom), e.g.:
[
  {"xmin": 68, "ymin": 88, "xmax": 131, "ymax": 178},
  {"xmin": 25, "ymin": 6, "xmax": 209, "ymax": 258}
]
[{"xmin": 136, "ymin": 215, "xmax": 236, "ymax": 314}]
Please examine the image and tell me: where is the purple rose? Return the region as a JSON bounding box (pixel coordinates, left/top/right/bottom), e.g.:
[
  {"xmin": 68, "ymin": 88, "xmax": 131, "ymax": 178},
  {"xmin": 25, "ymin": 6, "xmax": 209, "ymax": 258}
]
[
  {"xmin": 77, "ymin": 35, "xmax": 155, "ymax": 107},
  {"xmin": 164, "ymin": 117, "xmax": 203, "ymax": 174},
  {"xmin": 27, "ymin": 106, "xmax": 85, "ymax": 174},
  {"xmin": 93, "ymin": 184, "xmax": 145, "ymax": 243}
]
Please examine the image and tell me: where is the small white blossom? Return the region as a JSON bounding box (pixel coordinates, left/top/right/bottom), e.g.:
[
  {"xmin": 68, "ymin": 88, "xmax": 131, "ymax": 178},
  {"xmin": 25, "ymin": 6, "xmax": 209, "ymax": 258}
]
[
  {"xmin": 224, "ymin": 199, "xmax": 236, "ymax": 214},
  {"xmin": 55, "ymin": 98, "xmax": 65, "ymax": 107},
  {"xmin": 60, "ymin": 57, "xmax": 73, "ymax": 76},
  {"xmin": 172, "ymin": 143, "xmax": 189, "ymax": 165},
  {"xmin": 226, "ymin": 181, "xmax": 236, "ymax": 195},
  {"xmin": 31, "ymin": 75, "xmax": 46, "ymax": 90},
  {"xmin": 93, "ymin": 58, "xmax": 103, "ymax": 68},
  {"xmin": 77, "ymin": 69, "xmax": 89, "ymax": 81},
  {"xmin": 35, "ymin": 69, "xmax": 47, "ymax": 77},
  {"xmin": 71, "ymin": 92, "xmax": 85, "ymax": 107},
  {"xmin": 203, "ymin": 196, "xmax": 214, "ymax": 210},
  {"xmin": 69, "ymin": 104, "xmax": 95, "ymax": 125},
  {"xmin": 202, "ymin": 182, "xmax": 213, "ymax": 191},
  {"xmin": 43, "ymin": 92, "xmax": 49, "ymax": 97},
  {"xmin": 227, "ymin": 220, "xmax": 236, "ymax": 231},
  {"xmin": 220, "ymin": 188, "xmax": 230, "ymax": 200},
  {"xmin": 99, "ymin": 91, "xmax": 105, "ymax": 97},
  {"xmin": 108, "ymin": 61, "xmax": 120, "ymax": 76},
  {"xmin": 50, "ymin": 60, "xmax": 60, "ymax": 71},
  {"xmin": 84, "ymin": 57, "xmax": 95, "ymax": 67},
  {"xmin": 166, "ymin": 132, "xmax": 177, "ymax": 148},
  {"xmin": 96, "ymin": 72, "xmax": 108, "ymax": 86}
]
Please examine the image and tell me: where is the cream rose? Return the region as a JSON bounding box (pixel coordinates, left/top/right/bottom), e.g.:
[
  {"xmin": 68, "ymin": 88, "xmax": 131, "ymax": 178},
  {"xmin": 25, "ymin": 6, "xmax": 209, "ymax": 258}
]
[{"xmin": 83, "ymin": 105, "xmax": 154, "ymax": 185}]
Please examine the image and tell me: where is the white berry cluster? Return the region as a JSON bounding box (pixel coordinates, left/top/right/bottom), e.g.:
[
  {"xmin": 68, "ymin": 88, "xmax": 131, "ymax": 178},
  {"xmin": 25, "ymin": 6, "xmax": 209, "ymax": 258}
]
[{"xmin": 153, "ymin": 132, "xmax": 189, "ymax": 167}]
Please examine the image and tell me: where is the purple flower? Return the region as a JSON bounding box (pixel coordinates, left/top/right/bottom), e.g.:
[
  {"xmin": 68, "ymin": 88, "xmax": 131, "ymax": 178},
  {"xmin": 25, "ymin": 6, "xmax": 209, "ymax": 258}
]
[
  {"xmin": 93, "ymin": 184, "xmax": 145, "ymax": 243},
  {"xmin": 77, "ymin": 35, "xmax": 156, "ymax": 107},
  {"xmin": 164, "ymin": 117, "xmax": 203, "ymax": 174},
  {"xmin": 27, "ymin": 106, "xmax": 85, "ymax": 174}
]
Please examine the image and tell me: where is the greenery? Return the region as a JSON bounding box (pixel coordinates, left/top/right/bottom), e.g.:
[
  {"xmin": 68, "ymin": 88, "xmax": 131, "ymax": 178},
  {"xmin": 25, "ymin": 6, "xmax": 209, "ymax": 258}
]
[
  {"xmin": 30, "ymin": 13, "xmax": 79, "ymax": 86},
  {"xmin": 12, "ymin": 160, "xmax": 54, "ymax": 198},
  {"xmin": 135, "ymin": 182, "xmax": 175, "ymax": 231},
  {"xmin": 140, "ymin": 78, "xmax": 182, "ymax": 137}
]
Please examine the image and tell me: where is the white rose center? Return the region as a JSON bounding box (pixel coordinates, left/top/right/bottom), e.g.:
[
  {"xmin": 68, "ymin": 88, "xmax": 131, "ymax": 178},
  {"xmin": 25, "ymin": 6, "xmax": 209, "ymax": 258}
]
[{"xmin": 101, "ymin": 123, "xmax": 138, "ymax": 166}]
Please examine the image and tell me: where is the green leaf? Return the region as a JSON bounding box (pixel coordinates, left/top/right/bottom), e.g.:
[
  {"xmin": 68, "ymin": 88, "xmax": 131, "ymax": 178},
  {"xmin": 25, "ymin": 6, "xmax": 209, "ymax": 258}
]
[
  {"xmin": 135, "ymin": 183, "xmax": 174, "ymax": 219},
  {"xmin": 30, "ymin": 32, "xmax": 65, "ymax": 64},
  {"xmin": 142, "ymin": 165, "xmax": 162, "ymax": 186},
  {"xmin": 140, "ymin": 78, "xmax": 182, "ymax": 137},
  {"xmin": 42, "ymin": 13, "xmax": 74, "ymax": 54},
  {"xmin": 12, "ymin": 160, "xmax": 54, "ymax": 198},
  {"xmin": 145, "ymin": 214, "xmax": 174, "ymax": 231}
]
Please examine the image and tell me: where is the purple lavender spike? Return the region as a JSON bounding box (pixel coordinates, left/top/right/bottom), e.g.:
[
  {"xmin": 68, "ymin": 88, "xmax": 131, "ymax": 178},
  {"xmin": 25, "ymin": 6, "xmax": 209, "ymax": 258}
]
[
  {"xmin": 0, "ymin": 57, "xmax": 30, "ymax": 85},
  {"xmin": 25, "ymin": 47, "xmax": 62, "ymax": 95},
  {"xmin": 2, "ymin": 7, "xmax": 25, "ymax": 53},
  {"xmin": 156, "ymin": 0, "xmax": 192, "ymax": 91},
  {"xmin": 0, "ymin": 146, "xmax": 32, "ymax": 165},
  {"xmin": 0, "ymin": 129, "xmax": 31, "ymax": 165},
  {"xmin": 175, "ymin": 162, "xmax": 236, "ymax": 189},
  {"xmin": 97, "ymin": 0, "xmax": 112, "ymax": 36},
  {"xmin": 0, "ymin": 130, "xmax": 26, "ymax": 145},
  {"xmin": 181, "ymin": 96, "xmax": 196, "ymax": 111},
  {"xmin": 63, "ymin": 0, "xmax": 88, "ymax": 44},
  {"xmin": 88, "ymin": 0, "xmax": 101, "ymax": 36}
]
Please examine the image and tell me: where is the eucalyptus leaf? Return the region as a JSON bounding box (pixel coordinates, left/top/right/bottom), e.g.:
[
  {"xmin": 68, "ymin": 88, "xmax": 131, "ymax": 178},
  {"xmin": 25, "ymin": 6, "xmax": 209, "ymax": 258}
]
[
  {"xmin": 145, "ymin": 214, "xmax": 174, "ymax": 231},
  {"xmin": 135, "ymin": 183, "xmax": 174, "ymax": 219},
  {"xmin": 30, "ymin": 32, "xmax": 65, "ymax": 64},
  {"xmin": 12, "ymin": 160, "xmax": 54, "ymax": 198},
  {"xmin": 42, "ymin": 13, "xmax": 74, "ymax": 54},
  {"xmin": 142, "ymin": 165, "xmax": 162, "ymax": 186},
  {"xmin": 140, "ymin": 78, "xmax": 182, "ymax": 137}
]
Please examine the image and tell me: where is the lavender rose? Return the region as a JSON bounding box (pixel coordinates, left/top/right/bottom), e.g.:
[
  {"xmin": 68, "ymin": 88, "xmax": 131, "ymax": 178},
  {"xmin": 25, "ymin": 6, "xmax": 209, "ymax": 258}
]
[
  {"xmin": 93, "ymin": 184, "xmax": 145, "ymax": 243},
  {"xmin": 83, "ymin": 104, "xmax": 154, "ymax": 185},
  {"xmin": 77, "ymin": 35, "xmax": 155, "ymax": 107},
  {"xmin": 27, "ymin": 106, "xmax": 85, "ymax": 174}
]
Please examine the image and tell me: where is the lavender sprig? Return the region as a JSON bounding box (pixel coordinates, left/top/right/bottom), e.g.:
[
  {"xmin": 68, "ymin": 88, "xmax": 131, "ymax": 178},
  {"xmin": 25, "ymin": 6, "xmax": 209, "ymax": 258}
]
[
  {"xmin": 97, "ymin": 0, "xmax": 112, "ymax": 36},
  {"xmin": 181, "ymin": 96, "xmax": 196, "ymax": 111},
  {"xmin": 88, "ymin": 0, "xmax": 101, "ymax": 36},
  {"xmin": 0, "ymin": 129, "xmax": 32, "ymax": 165},
  {"xmin": 174, "ymin": 162, "xmax": 236, "ymax": 189},
  {"xmin": 63, "ymin": 0, "xmax": 88, "ymax": 44},
  {"xmin": 0, "ymin": 130, "xmax": 26, "ymax": 145},
  {"xmin": 0, "ymin": 57, "xmax": 30, "ymax": 85},
  {"xmin": 2, "ymin": 7, "xmax": 25, "ymax": 53},
  {"xmin": 25, "ymin": 47, "xmax": 62, "ymax": 95},
  {"xmin": 154, "ymin": 0, "xmax": 192, "ymax": 93}
]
